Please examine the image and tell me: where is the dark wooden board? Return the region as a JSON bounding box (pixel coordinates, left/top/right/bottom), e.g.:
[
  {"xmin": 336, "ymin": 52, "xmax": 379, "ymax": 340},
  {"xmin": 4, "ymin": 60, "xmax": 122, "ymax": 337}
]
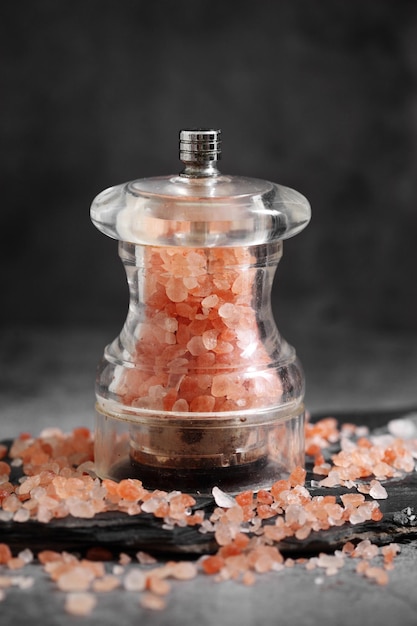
[{"xmin": 1, "ymin": 408, "xmax": 416, "ymax": 558}]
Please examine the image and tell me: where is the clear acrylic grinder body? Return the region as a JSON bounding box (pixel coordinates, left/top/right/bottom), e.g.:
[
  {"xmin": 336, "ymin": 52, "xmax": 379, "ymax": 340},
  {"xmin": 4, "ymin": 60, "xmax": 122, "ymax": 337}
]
[{"xmin": 90, "ymin": 130, "xmax": 311, "ymax": 494}]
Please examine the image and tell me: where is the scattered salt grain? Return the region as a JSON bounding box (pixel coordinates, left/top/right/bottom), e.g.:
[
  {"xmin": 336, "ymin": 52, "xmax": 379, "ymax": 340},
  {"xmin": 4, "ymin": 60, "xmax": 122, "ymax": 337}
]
[
  {"xmin": 92, "ymin": 575, "xmax": 120, "ymax": 592},
  {"xmin": 119, "ymin": 552, "xmax": 131, "ymax": 565},
  {"xmin": 7, "ymin": 557, "xmax": 25, "ymax": 570},
  {"xmin": 369, "ymin": 480, "xmax": 388, "ymax": 500},
  {"xmin": 388, "ymin": 415, "xmax": 417, "ymax": 439},
  {"xmin": 1, "ymin": 412, "xmax": 416, "ymax": 616},
  {"xmin": 140, "ymin": 592, "xmax": 167, "ymax": 611},
  {"xmin": 212, "ymin": 486, "xmax": 236, "ymax": 508},
  {"xmin": 171, "ymin": 562, "xmax": 197, "ymax": 580},
  {"xmin": 136, "ymin": 551, "xmax": 157, "ymax": 565},
  {"xmin": 13, "ymin": 508, "xmax": 30, "ymax": 523},
  {"xmin": 65, "ymin": 592, "xmax": 97, "ymax": 616},
  {"xmin": 57, "ymin": 566, "xmax": 95, "ymax": 592},
  {"xmin": 148, "ymin": 576, "xmax": 171, "ymax": 596},
  {"xmin": 364, "ymin": 566, "xmax": 389, "ymax": 585},
  {"xmin": 18, "ymin": 549, "xmax": 33, "ymax": 564},
  {"xmin": 123, "ymin": 569, "xmax": 146, "ymax": 592}
]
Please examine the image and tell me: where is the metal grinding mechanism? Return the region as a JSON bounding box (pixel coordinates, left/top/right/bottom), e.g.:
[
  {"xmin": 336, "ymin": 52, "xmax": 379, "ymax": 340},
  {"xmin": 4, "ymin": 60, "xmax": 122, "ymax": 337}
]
[{"xmin": 90, "ymin": 129, "xmax": 311, "ymax": 494}]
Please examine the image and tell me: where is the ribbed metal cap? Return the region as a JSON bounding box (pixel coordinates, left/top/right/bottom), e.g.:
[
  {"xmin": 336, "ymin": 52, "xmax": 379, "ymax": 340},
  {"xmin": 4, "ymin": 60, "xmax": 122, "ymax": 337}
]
[{"xmin": 179, "ymin": 128, "xmax": 222, "ymax": 164}]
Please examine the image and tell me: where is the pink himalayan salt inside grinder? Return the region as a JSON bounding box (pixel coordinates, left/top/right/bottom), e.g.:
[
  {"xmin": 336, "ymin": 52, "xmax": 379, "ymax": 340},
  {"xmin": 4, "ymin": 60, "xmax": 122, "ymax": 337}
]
[{"xmin": 90, "ymin": 129, "xmax": 311, "ymax": 494}]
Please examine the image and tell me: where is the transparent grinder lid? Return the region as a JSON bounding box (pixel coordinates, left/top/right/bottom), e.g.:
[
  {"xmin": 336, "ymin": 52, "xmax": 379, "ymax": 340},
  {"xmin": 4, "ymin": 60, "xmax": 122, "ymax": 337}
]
[
  {"xmin": 91, "ymin": 129, "xmax": 311, "ymax": 494},
  {"xmin": 91, "ymin": 129, "xmax": 310, "ymax": 248}
]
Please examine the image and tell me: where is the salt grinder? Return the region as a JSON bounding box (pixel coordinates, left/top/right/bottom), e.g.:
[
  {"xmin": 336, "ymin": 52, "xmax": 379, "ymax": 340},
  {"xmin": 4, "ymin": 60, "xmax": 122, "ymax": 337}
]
[{"xmin": 91, "ymin": 129, "xmax": 311, "ymax": 494}]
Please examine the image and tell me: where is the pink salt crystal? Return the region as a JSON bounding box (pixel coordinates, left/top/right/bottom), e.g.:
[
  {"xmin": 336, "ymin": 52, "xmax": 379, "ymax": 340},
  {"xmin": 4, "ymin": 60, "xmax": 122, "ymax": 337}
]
[
  {"xmin": 211, "ymin": 374, "xmax": 241, "ymax": 399},
  {"xmin": 171, "ymin": 562, "xmax": 197, "ymax": 580},
  {"xmin": 183, "ymin": 276, "xmax": 198, "ymax": 289},
  {"xmin": 352, "ymin": 540, "xmax": 379, "ymax": 559},
  {"xmin": 75, "ymin": 461, "xmax": 96, "ymax": 476},
  {"xmin": 18, "ymin": 549, "xmax": 34, "ymax": 564},
  {"xmin": 319, "ymin": 471, "xmax": 341, "ymax": 488},
  {"xmin": 65, "ymin": 592, "xmax": 97, "ymax": 616},
  {"xmin": 316, "ymin": 553, "xmax": 345, "ymax": 574},
  {"xmin": 253, "ymin": 554, "xmax": 274, "ymax": 574},
  {"xmin": 186, "ymin": 250, "xmax": 207, "ymax": 271},
  {"xmin": 215, "ymin": 523, "xmax": 234, "ymax": 547},
  {"xmin": 18, "ymin": 475, "xmax": 41, "ymax": 495},
  {"xmin": 365, "ymin": 566, "xmax": 389, "ymax": 585},
  {"xmin": 92, "ymin": 575, "xmax": 120, "ymax": 592},
  {"xmin": 2, "ymin": 494, "xmax": 20, "ymax": 513},
  {"xmin": 285, "ymin": 504, "xmax": 307, "ymax": 527},
  {"xmin": 136, "ymin": 551, "xmax": 157, "ymax": 565},
  {"xmin": 57, "ymin": 566, "xmax": 95, "ymax": 591},
  {"xmin": 123, "ymin": 569, "xmax": 146, "ymax": 592},
  {"xmin": 148, "ymin": 576, "xmax": 171, "ymax": 596},
  {"xmin": 295, "ymin": 525, "xmax": 312, "ymax": 540},
  {"xmin": 13, "ymin": 508, "xmax": 30, "ymax": 523},
  {"xmin": 394, "ymin": 453, "xmax": 415, "ymax": 473},
  {"xmin": 202, "ymin": 329, "xmax": 218, "ymax": 350},
  {"xmin": 141, "ymin": 497, "xmax": 162, "ymax": 513},
  {"xmin": 119, "ymin": 553, "xmax": 131, "ymax": 565},
  {"xmin": 166, "ymin": 278, "xmax": 188, "ymax": 302},
  {"xmin": 67, "ymin": 499, "xmax": 95, "ymax": 519},
  {"xmin": 356, "ymin": 483, "xmax": 371, "ymax": 494},
  {"xmin": 388, "ymin": 416, "xmax": 417, "ymax": 439},
  {"xmin": 224, "ymin": 506, "xmax": 244, "ymax": 525},
  {"xmin": 218, "ymin": 302, "xmax": 237, "ymax": 319},
  {"xmin": 212, "ymin": 486, "xmax": 236, "ymax": 509},
  {"xmin": 186, "ymin": 336, "xmax": 206, "ymax": 356},
  {"xmin": 164, "ymin": 317, "xmax": 179, "ymax": 333},
  {"xmin": 140, "ymin": 592, "xmax": 167, "ymax": 611},
  {"xmin": 164, "ymin": 332, "xmax": 176, "ymax": 345},
  {"xmin": 213, "ymin": 340, "xmax": 234, "ymax": 354},
  {"xmin": 231, "ymin": 273, "xmax": 252, "ymax": 295},
  {"xmin": 172, "ymin": 399, "xmax": 189, "ymax": 412},
  {"xmin": 7, "ymin": 558, "xmax": 25, "ymax": 570},
  {"xmin": 242, "ymin": 570, "xmax": 256, "ymax": 586},
  {"xmin": 190, "ymin": 395, "xmax": 216, "ymax": 412},
  {"xmin": 340, "ymin": 493, "xmax": 365, "ymax": 508},
  {"xmin": 369, "ymin": 480, "xmax": 388, "ymax": 500},
  {"xmin": 382, "ymin": 543, "xmax": 401, "ymax": 559},
  {"xmin": 37, "ymin": 505, "xmax": 54, "ymax": 524},
  {"xmin": 201, "ymin": 294, "xmax": 219, "ymax": 308},
  {"xmin": 348, "ymin": 504, "xmax": 373, "ymax": 525}
]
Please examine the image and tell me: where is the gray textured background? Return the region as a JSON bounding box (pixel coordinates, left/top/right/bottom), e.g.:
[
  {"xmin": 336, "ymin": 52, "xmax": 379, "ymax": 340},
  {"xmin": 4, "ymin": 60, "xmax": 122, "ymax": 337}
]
[
  {"xmin": 1, "ymin": 0, "xmax": 417, "ymax": 338},
  {"xmin": 1, "ymin": 8, "xmax": 417, "ymax": 624}
]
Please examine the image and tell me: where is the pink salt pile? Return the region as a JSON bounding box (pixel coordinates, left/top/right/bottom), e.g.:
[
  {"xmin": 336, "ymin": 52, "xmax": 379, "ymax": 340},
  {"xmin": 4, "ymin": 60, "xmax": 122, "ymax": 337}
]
[
  {"xmin": 0, "ymin": 414, "xmax": 416, "ymax": 614},
  {"xmin": 0, "ymin": 427, "xmax": 204, "ymax": 526},
  {"xmin": 115, "ymin": 246, "xmax": 281, "ymax": 412},
  {"xmin": 305, "ymin": 416, "xmax": 417, "ymax": 488}
]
